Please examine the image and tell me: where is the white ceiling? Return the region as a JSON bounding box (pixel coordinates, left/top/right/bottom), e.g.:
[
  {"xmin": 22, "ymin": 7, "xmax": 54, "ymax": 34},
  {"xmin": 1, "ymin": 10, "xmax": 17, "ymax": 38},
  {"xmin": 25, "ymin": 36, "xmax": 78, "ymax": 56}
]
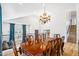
[{"xmin": 1, "ymin": 3, "xmax": 76, "ymax": 21}]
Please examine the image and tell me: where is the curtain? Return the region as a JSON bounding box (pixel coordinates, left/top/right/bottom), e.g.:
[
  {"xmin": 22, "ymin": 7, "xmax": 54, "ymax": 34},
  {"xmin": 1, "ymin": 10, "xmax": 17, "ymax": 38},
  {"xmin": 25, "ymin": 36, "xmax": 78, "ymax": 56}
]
[
  {"xmin": 9, "ymin": 23, "xmax": 15, "ymax": 48},
  {"xmin": 22, "ymin": 25, "xmax": 26, "ymax": 42},
  {"xmin": 0, "ymin": 4, "xmax": 2, "ymax": 56}
]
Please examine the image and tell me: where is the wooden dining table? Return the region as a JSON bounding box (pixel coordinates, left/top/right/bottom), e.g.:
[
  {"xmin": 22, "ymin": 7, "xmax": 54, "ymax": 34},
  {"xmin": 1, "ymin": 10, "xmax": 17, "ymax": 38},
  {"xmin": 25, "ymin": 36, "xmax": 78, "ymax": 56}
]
[
  {"xmin": 20, "ymin": 41, "xmax": 47, "ymax": 56},
  {"xmin": 20, "ymin": 38, "xmax": 54, "ymax": 56}
]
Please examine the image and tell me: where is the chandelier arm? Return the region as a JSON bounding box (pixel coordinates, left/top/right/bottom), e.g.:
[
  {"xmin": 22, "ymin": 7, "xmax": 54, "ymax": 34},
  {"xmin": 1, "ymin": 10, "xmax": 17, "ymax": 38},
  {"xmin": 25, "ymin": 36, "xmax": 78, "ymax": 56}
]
[{"xmin": 39, "ymin": 3, "xmax": 51, "ymax": 24}]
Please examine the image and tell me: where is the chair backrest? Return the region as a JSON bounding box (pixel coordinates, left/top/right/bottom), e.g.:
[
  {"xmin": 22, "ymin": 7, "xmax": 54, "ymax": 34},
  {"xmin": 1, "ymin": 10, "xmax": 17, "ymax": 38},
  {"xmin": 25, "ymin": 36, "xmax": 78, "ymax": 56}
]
[
  {"xmin": 2, "ymin": 41, "xmax": 9, "ymax": 50},
  {"xmin": 13, "ymin": 41, "xmax": 18, "ymax": 56},
  {"xmin": 18, "ymin": 47, "xmax": 22, "ymax": 55}
]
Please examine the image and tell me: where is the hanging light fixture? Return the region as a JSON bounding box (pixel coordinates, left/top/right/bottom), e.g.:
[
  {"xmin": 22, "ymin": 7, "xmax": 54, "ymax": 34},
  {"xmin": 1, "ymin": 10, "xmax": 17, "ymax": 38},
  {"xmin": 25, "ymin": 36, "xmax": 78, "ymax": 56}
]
[{"xmin": 40, "ymin": 4, "xmax": 51, "ymax": 24}]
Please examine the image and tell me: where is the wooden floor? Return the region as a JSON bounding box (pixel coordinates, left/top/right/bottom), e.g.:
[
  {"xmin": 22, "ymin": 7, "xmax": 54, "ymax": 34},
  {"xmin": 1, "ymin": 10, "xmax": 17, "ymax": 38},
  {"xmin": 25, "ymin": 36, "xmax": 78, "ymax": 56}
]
[
  {"xmin": 63, "ymin": 42, "xmax": 78, "ymax": 56},
  {"xmin": 3, "ymin": 42, "xmax": 78, "ymax": 56}
]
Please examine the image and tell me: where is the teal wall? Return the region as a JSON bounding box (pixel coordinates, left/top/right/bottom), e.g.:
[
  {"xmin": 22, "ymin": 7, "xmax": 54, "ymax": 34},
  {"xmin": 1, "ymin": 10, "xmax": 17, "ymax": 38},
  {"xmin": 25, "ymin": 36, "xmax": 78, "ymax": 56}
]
[{"xmin": 0, "ymin": 4, "xmax": 2, "ymax": 56}]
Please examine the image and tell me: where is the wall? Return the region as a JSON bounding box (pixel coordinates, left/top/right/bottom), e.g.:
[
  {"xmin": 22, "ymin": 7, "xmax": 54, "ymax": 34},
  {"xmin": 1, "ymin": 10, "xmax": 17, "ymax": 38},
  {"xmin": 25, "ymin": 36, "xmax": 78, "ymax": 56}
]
[
  {"xmin": 72, "ymin": 17, "xmax": 76, "ymax": 25},
  {"xmin": 76, "ymin": 4, "xmax": 79, "ymax": 43},
  {"xmin": 71, "ymin": 11, "xmax": 76, "ymax": 25},
  {"xmin": 2, "ymin": 23, "xmax": 10, "ymax": 41},
  {"xmin": 37, "ymin": 4, "xmax": 76, "ymax": 42},
  {"xmin": 2, "ymin": 3, "xmax": 76, "ymax": 42}
]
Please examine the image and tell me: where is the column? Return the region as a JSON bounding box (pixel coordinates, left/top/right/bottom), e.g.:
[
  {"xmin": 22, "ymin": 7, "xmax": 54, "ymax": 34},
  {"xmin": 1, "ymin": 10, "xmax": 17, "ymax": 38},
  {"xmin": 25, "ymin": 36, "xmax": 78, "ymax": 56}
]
[
  {"xmin": 9, "ymin": 23, "xmax": 15, "ymax": 48},
  {"xmin": 0, "ymin": 4, "xmax": 2, "ymax": 56},
  {"xmin": 22, "ymin": 25, "xmax": 26, "ymax": 42}
]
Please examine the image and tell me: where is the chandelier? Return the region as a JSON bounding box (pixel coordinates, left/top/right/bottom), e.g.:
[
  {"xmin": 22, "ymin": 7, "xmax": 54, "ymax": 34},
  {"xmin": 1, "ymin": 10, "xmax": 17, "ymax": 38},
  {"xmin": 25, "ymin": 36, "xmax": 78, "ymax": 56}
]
[{"xmin": 40, "ymin": 4, "xmax": 51, "ymax": 24}]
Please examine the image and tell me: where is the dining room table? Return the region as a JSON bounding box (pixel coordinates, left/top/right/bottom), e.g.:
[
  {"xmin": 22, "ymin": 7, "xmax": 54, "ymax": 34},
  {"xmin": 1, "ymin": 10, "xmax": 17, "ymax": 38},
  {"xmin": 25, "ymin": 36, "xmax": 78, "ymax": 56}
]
[
  {"xmin": 20, "ymin": 38, "xmax": 55, "ymax": 56},
  {"xmin": 20, "ymin": 40, "xmax": 47, "ymax": 56}
]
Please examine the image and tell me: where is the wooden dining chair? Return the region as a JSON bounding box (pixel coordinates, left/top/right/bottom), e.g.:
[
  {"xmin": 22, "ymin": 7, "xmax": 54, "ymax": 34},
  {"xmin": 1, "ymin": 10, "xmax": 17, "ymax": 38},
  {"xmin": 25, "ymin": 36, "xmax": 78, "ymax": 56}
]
[
  {"xmin": 18, "ymin": 47, "xmax": 23, "ymax": 55},
  {"xmin": 55, "ymin": 36, "xmax": 61, "ymax": 56},
  {"xmin": 13, "ymin": 41, "xmax": 18, "ymax": 56}
]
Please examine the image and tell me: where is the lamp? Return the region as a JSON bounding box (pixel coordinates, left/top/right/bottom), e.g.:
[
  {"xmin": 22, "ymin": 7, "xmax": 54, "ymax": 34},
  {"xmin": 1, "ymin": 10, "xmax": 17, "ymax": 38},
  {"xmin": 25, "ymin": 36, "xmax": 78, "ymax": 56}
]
[{"xmin": 40, "ymin": 4, "xmax": 51, "ymax": 24}]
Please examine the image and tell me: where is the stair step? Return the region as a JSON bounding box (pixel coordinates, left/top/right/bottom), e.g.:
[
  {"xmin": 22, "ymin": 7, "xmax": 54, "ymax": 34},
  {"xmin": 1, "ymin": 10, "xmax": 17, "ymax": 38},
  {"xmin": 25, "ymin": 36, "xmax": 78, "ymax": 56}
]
[
  {"xmin": 67, "ymin": 38, "xmax": 76, "ymax": 43},
  {"xmin": 71, "ymin": 25, "xmax": 76, "ymax": 29},
  {"xmin": 67, "ymin": 25, "xmax": 76, "ymax": 43}
]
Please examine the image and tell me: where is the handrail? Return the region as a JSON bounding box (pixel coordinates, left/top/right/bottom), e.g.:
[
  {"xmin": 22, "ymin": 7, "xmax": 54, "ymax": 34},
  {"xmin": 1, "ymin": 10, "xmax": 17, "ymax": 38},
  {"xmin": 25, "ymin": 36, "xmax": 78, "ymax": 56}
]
[{"xmin": 67, "ymin": 19, "xmax": 72, "ymax": 34}]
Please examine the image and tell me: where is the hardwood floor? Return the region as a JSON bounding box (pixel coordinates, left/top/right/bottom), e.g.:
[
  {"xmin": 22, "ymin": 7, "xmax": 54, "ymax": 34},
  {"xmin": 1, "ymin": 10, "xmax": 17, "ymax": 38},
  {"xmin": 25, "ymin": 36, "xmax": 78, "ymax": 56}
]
[
  {"xmin": 63, "ymin": 42, "xmax": 78, "ymax": 56},
  {"xmin": 3, "ymin": 42, "xmax": 78, "ymax": 56}
]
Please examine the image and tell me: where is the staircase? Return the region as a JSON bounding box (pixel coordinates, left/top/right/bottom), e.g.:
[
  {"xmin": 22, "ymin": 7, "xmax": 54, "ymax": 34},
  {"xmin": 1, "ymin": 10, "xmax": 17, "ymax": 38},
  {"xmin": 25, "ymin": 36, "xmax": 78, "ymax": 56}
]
[{"xmin": 67, "ymin": 25, "xmax": 76, "ymax": 43}]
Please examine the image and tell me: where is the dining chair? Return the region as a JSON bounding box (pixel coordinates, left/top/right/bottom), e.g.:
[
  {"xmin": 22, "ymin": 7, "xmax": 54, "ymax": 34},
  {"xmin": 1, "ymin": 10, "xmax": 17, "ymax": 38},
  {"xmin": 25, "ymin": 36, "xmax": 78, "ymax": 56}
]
[{"xmin": 13, "ymin": 41, "xmax": 18, "ymax": 56}]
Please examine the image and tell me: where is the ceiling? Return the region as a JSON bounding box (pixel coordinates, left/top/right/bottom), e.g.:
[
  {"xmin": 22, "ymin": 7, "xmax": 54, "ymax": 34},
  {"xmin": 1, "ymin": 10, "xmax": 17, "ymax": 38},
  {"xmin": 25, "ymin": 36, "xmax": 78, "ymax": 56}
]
[{"xmin": 1, "ymin": 3, "xmax": 76, "ymax": 21}]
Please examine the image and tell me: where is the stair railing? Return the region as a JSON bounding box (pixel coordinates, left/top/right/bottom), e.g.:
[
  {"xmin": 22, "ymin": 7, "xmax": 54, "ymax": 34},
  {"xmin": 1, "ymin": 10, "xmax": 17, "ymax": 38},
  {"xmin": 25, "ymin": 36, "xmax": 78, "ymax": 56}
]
[{"xmin": 67, "ymin": 19, "xmax": 72, "ymax": 40}]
